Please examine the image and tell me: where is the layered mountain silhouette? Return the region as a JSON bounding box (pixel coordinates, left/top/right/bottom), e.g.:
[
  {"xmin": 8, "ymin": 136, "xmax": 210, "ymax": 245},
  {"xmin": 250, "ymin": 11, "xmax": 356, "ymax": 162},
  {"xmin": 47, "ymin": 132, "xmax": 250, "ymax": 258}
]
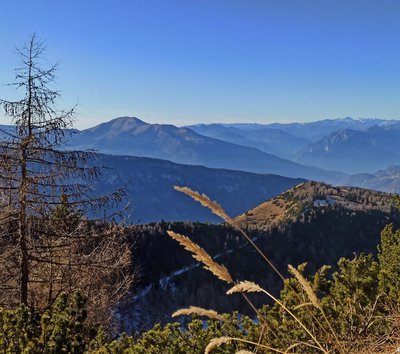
[
  {"xmin": 226, "ymin": 117, "xmax": 398, "ymax": 141},
  {"xmin": 187, "ymin": 118, "xmax": 400, "ymax": 172},
  {"xmin": 95, "ymin": 154, "xmax": 304, "ymax": 223},
  {"xmin": 345, "ymin": 165, "xmax": 400, "ymax": 193},
  {"xmin": 2, "ymin": 115, "xmax": 400, "ymax": 224},
  {"xmin": 297, "ymin": 125, "xmax": 400, "ymax": 173},
  {"xmin": 70, "ymin": 117, "xmax": 345, "ymax": 182},
  {"xmin": 185, "ymin": 124, "xmax": 273, "ymax": 153},
  {"xmin": 187, "ymin": 123, "xmax": 308, "ymax": 158}
]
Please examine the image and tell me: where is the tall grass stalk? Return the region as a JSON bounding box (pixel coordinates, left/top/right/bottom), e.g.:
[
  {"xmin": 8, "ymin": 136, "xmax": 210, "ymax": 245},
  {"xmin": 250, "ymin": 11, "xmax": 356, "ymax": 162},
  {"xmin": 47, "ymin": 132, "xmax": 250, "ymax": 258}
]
[
  {"xmin": 169, "ymin": 186, "xmax": 345, "ymax": 353},
  {"xmin": 227, "ymin": 281, "xmax": 328, "ymax": 353}
]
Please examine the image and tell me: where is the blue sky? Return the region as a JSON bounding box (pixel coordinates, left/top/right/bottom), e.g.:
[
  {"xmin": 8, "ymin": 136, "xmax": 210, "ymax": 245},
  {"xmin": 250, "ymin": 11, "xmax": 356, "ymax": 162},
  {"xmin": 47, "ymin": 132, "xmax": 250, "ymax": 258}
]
[{"xmin": 1, "ymin": 0, "xmax": 400, "ymax": 129}]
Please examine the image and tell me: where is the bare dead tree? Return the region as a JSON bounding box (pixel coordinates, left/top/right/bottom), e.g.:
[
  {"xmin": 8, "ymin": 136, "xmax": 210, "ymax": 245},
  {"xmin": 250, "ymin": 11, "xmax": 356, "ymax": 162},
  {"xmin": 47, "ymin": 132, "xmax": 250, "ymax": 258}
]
[{"xmin": 0, "ymin": 34, "xmax": 133, "ymax": 322}]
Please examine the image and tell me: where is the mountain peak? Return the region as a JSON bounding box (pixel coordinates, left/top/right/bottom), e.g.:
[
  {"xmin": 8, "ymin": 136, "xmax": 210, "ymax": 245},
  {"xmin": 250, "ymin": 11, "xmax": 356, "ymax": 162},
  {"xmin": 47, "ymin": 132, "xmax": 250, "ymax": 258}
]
[
  {"xmin": 107, "ymin": 116, "xmax": 148, "ymax": 127},
  {"xmin": 83, "ymin": 116, "xmax": 148, "ymax": 135}
]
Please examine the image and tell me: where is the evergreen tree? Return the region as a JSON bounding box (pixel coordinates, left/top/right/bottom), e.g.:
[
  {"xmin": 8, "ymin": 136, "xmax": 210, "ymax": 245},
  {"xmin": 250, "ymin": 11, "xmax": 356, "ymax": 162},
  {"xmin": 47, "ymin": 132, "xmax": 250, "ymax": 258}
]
[
  {"xmin": 378, "ymin": 223, "xmax": 400, "ymax": 300},
  {"xmin": 0, "ymin": 35, "xmax": 132, "ymax": 322}
]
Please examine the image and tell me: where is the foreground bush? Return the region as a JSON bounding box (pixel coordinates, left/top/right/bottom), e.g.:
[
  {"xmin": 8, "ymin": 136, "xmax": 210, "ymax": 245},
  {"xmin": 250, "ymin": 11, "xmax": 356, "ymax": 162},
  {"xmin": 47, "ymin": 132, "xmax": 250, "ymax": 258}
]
[
  {"xmin": 0, "ymin": 292, "xmax": 93, "ymax": 353},
  {"xmin": 2, "ymin": 223, "xmax": 400, "ymax": 353}
]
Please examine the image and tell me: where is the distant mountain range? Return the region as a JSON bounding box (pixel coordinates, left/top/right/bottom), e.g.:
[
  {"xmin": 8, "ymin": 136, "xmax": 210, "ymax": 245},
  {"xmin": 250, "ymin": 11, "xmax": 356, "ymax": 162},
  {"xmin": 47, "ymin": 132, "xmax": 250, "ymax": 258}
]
[
  {"xmin": 74, "ymin": 117, "xmax": 400, "ymax": 222},
  {"xmin": 345, "ymin": 165, "xmax": 400, "ymax": 193},
  {"xmin": 189, "ymin": 117, "xmax": 400, "ymax": 174},
  {"xmin": 224, "ymin": 117, "xmax": 398, "ymax": 141},
  {"xmin": 69, "ymin": 117, "xmax": 345, "ymax": 182},
  {"xmin": 4, "ymin": 116, "xmax": 398, "ymax": 178},
  {"xmin": 187, "ymin": 123, "xmax": 308, "ymax": 158},
  {"xmin": 296, "ymin": 125, "xmax": 400, "ymax": 173},
  {"xmin": 3, "ymin": 116, "xmax": 399, "ymax": 173},
  {"xmin": 2, "ymin": 116, "xmax": 400, "ymax": 223}
]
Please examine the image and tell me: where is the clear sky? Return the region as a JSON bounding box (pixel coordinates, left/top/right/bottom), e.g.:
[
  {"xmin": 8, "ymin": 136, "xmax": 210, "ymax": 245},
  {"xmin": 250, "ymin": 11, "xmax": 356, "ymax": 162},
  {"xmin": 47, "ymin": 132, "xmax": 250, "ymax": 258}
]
[{"xmin": 1, "ymin": 0, "xmax": 400, "ymax": 129}]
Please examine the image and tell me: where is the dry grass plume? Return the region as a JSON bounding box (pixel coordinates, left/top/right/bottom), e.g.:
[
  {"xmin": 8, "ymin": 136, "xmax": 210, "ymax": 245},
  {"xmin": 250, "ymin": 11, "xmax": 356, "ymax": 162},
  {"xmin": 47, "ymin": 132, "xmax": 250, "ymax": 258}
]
[
  {"xmin": 205, "ymin": 337, "xmax": 233, "ymax": 354},
  {"xmin": 174, "ymin": 186, "xmax": 235, "ymax": 224},
  {"xmin": 288, "ymin": 264, "xmax": 321, "ymax": 310},
  {"xmin": 174, "ymin": 185, "xmax": 288, "ymax": 283},
  {"xmin": 226, "ymin": 281, "xmax": 263, "ymax": 295},
  {"xmin": 205, "ymin": 336, "xmax": 287, "ymax": 354},
  {"xmin": 166, "ymin": 230, "xmax": 233, "ymax": 283},
  {"xmin": 172, "ymin": 306, "xmax": 225, "ymax": 321}
]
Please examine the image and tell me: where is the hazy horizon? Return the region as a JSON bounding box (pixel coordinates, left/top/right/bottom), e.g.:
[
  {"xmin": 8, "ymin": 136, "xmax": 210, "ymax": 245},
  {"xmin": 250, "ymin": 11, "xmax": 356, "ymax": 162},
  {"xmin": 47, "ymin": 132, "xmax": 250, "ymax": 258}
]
[
  {"xmin": 2, "ymin": 1, "xmax": 400, "ymax": 129},
  {"xmin": 2, "ymin": 114, "xmax": 400, "ymax": 131}
]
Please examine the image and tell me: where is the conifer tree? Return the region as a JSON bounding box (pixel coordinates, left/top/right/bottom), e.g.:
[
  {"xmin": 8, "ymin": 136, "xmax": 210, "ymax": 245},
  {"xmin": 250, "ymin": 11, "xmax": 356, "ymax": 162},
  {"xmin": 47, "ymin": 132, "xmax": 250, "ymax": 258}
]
[
  {"xmin": 378, "ymin": 223, "xmax": 400, "ymax": 300},
  {"xmin": 0, "ymin": 34, "xmax": 132, "ymax": 321}
]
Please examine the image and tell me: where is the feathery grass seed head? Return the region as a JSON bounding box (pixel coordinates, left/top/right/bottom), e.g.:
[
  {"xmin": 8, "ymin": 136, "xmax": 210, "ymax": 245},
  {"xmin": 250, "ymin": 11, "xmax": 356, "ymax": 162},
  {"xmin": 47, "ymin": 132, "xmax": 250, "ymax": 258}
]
[
  {"xmin": 227, "ymin": 281, "xmax": 263, "ymax": 295},
  {"xmin": 174, "ymin": 186, "xmax": 236, "ymax": 225},
  {"xmin": 166, "ymin": 230, "xmax": 233, "ymax": 283},
  {"xmin": 288, "ymin": 264, "xmax": 321, "ymax": 310},
  {"xmin": 205, "ymin": 337, "xmax": 233, "ymax": 354},
  {"xmin": 172, "ymin": 306, "xmax": 225, "ymax": 321}
]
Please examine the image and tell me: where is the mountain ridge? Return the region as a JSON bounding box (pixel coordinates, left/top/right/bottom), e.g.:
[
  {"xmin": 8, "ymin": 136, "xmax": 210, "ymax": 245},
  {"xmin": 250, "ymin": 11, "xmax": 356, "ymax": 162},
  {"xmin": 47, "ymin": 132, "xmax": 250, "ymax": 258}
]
[
  {"xmin": 94, "ymin": 153, "xmax": 305, "ymax": 223},
  {"xmin": 186, "ymin": 123, "xmax": 308, "ymax": 158},
  {"xmin": 297, "ymin": 124, "xmax": 400, "ymax": 173},
  {"xmin": 69, "ymin": 116, "xmax": 346, "ymax": 183},
  {"xmin": 236, "ymin": 181, "xmax": 396, "ymax": 230},
  {"xmin": 226, "ymin": 117, "xmax": 399, "ymax": 141}
]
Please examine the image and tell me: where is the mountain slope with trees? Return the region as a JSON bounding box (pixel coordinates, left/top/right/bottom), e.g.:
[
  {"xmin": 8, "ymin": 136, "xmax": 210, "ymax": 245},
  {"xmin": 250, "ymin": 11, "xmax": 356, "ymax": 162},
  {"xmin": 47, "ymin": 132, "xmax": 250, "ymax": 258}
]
[
  {"xmin": 95, "ymin": 154, "xmax": 304, "ymax": 223},
  {"xmin": 236, "ymin": 181, "xmax": 396, "ymax": 230},
  {"xmin": 121, "ymin": 182, "xmax": 399, "ymax": 332}
]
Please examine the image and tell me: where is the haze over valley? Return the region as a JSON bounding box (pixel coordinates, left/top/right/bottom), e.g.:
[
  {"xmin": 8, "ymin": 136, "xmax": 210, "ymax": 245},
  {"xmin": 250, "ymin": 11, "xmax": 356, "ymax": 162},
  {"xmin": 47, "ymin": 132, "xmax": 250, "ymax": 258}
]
[{"xmin": 52, "ymin": 115, "xmax": 400, "ymax": 222}]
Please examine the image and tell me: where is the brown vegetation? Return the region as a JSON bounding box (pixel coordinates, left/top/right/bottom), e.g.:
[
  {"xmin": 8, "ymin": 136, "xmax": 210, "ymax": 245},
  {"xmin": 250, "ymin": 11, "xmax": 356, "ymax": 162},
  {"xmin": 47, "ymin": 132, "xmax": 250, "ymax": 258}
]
[
  {"xmin": 236, "ymin": 181, "xmax": 397, "ymax": 230},
  {"xmin": 0, "ymin": 35, "xmax": 133, "ymax": 325}
]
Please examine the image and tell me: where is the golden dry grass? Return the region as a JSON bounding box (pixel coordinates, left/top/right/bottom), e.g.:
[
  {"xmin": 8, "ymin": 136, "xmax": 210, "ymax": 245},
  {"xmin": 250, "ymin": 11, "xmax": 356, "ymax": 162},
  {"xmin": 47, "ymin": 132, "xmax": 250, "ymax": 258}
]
[
  {"xmin": 226, "ymin": 281, "xmax": 263, "ymax": 295},
  {"xmin": 166, "ymin": 230, "xmax": 233, "ymax": 283},
  {"xmin": 205, "ymin": 337, "xmax": 232, "ymax": 354},
  {"xmin": 174, "ymin": 186, "xmax": 235, "ymax": 225},
  {"xmin": 172, "ymin": 306, "xmax": 225, "ymax": 321},
  {"xmin": 235, "ymin": 195, "xmax": 301, "ymax": 230},
  {"xmin": 288, "ymin": 264, "xmax": 321, "ymax": 310}
]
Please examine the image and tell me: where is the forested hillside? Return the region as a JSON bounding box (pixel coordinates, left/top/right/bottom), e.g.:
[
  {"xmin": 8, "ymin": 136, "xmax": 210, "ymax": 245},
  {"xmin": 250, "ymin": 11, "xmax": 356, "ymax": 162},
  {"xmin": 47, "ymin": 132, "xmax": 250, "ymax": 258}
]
[
  {"xmin": 237, "ymin": 181, "xmax": 396, "ymax": 229},
  {"xmin": 120, "ymin": 182, "xmax": 400, "ymax": 332},
  {"xmin": 3, "ymin": 181, "xmax": 400, "ymax": 353},
  {"xmin": 95, "ymin": 154, "xmax": 304, "ymax": 222}
]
